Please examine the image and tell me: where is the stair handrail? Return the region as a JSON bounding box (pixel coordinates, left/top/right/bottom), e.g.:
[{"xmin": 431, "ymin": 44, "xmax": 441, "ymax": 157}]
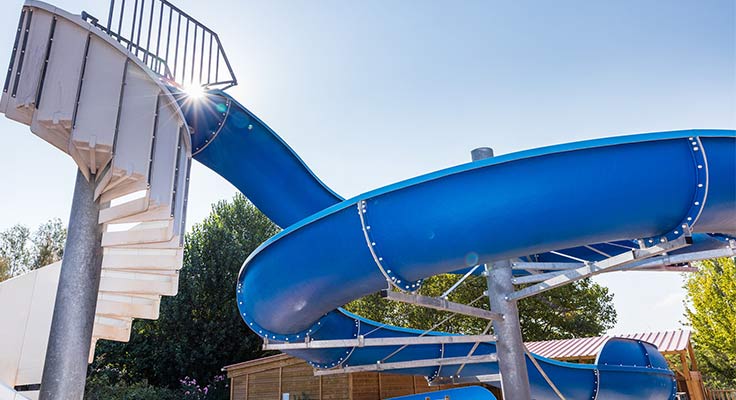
[{"xmin": 82, "ymin": 0, "xmax": 237, "ymax": 90}]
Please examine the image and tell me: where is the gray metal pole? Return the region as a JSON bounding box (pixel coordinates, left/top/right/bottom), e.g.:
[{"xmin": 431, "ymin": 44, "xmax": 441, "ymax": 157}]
[
  {"xmin": 471, "ymin": 147, "xmax": 494, "ymax": 160},
  {"xmin": 472, "ymin": 147, "xmax": 532, "ymax": 400},
  {"xmin": 39, "ymin": 170, "xmax": 103, "ymax": 400},
  {"xmin": 485, "ymin": 260, "xmax": 532, "ymax": 400}
]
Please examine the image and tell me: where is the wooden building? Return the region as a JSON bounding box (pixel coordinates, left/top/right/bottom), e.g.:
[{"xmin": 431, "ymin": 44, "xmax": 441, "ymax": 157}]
[{"xmin": 223, "ymin": 353, "xmax": 499, "ymax": 400}]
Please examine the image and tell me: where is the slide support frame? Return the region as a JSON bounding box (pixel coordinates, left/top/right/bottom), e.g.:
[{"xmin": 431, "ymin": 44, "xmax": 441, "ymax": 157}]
[
  {"xmin": 472, "ymin": 147, "xmax": 533, "ymax": 400},
  {"xmin": 485, "ymin": 259, "xmax": 533, "ymax": 400},
  {"xmin": 39, "ymin": 171, "xmax": 103, "ymax": 400}
]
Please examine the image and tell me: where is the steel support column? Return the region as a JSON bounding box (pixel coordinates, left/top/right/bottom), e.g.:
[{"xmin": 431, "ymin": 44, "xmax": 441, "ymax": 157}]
[
  {"xmin": 472, "ymin": 147, "xmax": 532, "ymax": 400},
  {"xmin": 39, "ymin": 170, "xmax": 103, "ymax": 400},
  {"xmin": 485, "ymin": 260, "xmax": 532, "ymax": 399}
]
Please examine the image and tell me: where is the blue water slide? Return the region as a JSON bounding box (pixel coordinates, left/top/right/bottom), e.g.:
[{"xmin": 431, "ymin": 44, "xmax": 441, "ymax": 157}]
[
  {"xmin": 387, "ymin": 386, "xmax": 497, "ymax": 400},
  {"xmin": 178, "ymin": 89, "xmax": 736, "ymax": 400}
]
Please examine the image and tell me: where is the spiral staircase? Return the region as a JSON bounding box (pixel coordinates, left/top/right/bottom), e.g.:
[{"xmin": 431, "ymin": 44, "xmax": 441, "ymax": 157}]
[{"xmin": 0, "ymin": 0, "xmax": 217, "ymax": 397}]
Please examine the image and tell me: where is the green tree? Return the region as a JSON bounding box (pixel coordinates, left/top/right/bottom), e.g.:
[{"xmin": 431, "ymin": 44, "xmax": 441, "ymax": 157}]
[
  {"xmin": 0, "ymin": 224, "xmax": 32, "ymax": 277},
  {"xmin": 0, "ymin": 257, "xmax": 10, "ymax": 282},
  {"xmin": 30, "ymin": 218, "xmax": 66, "ymax": 269},
  {"xmin": 685, "ymin": 257, "xmax": 736, "ymax": 388},
  {"xmin": 0, "ymin": 219, "xmax": 66, "ymax": 281},
  {"xmin": 347, "ymin": 273, "xmax": 616, "ymax": 341},
  {"xmin": 85, "ymin": 374, "xmax": 179, "ymax": 400},
  {"xmin": 88, "ymin": 194, "xmax": 279, "ymax": 396}
]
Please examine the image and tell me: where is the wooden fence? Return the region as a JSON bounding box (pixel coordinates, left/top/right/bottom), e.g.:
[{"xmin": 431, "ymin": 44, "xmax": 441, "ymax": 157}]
[{"xmin": 706, "ymin": 389, "xmax": 736, "ymax": 400}]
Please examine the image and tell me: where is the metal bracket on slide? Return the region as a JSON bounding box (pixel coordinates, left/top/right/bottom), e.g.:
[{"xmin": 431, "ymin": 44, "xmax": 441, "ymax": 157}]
[
  {"xmin": 357, "ymin": 200, "xmax": 424, "ymax": 292},
  {"xmin": 642, "ymin": 136, "xmax": 709, "ymax": 245}
]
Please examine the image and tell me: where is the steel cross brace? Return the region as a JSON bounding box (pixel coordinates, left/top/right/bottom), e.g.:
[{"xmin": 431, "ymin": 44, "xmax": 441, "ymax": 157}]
[
  {"xmin": 263, "ymin": 333, "xmax": 498, "ymax": 351},
  {"xmin": 508, "ymin": 234, "xmax": 692, "ymax": 301},
  {"xmin": 313, "ymin": 353, "xmax": 498, "ymax": 376},
  {"xmin": 430, "ymin": 374, "xmax": 503, "ymax": 386},
  {"xmin": 381, "ymin": 289, "xmax": 504, "ymax": 321}
]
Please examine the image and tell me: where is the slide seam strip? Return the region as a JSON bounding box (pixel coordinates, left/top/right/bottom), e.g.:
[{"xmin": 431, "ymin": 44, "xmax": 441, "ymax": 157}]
[
  {"xmin": 191, "ymin": 96, "xmax": 231, "ymax": 156},
  {"xmin": 357, "ymin": 200, "xmax": 424, "ymax": 292},
  {"xmin": 642, "ymin": 135, "xmax": 708, "ymax": 245}
]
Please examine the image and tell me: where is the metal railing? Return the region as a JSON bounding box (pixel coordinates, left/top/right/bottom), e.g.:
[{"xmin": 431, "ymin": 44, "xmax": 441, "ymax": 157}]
[{"xmin": 83, "ymin": 0, "xmax": 237, "ymax": 90}]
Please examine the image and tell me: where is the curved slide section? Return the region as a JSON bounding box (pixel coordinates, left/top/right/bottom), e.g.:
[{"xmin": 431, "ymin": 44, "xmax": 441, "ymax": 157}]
[
  {"xmin": 235, "ymin": 131, "xmax": 734, "ymax": 337},
  {"xmin": 179, "ymin": 91, "xmax": 342, "ymax": 228},
  {"xmin": 179, "ymin": 90, "xmax": 735, "ymax": 399},
  {"xmin": 388, "ymin": 386, "xmax": 497, "ymax": 400}
]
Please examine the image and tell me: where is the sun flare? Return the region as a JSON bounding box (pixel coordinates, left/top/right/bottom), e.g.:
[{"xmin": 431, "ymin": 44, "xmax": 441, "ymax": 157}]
[{"xmin": 183, "ymin": 83, "xmax": 205, "ymax": 100}]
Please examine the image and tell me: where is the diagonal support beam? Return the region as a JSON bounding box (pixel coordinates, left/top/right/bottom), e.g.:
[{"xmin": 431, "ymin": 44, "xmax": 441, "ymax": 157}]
[
  {"xmin": 313, "ymin": 353, "xmax": 498, "ymax": 376},
  {"xmin": 512, "ymin": 245, "xmax": 734, "ymax": 284},
  {"xmin": 512, "ymin": 262, "xmax": 582, "ymax": 271},
  {"xmin": 512, "ymin": 270, "xmax": 569, "ymax": 285},
  {"xmin": 441, "ymin": 264, "xmax": 481, "ymax": 298},
  {"xmin": 263, "ymin": 334, "xmax": 498, "ymax": 351},
  {"xmin": 381, "ymin": 289, "xmax": 503, "ymax": 321},
  {"xmin": 613, "ymin": 246, "xmax": 735, "ymax": 272},
  {"xmin": 508, "ymin": 235, "xmax": 692, "ymax": 301},
  {"xmin": 636, "ymin": 265, "xmax": 698, "ymax": 273},
  {"xmin": 430, "ymin": 374, "xmax": 503, "ymax": 386}
]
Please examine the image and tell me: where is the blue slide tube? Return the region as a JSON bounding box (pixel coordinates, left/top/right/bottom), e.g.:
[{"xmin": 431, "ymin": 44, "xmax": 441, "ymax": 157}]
[{"xmin": 179, "ymin": 89, "xmax": 735, "ymax": 399}]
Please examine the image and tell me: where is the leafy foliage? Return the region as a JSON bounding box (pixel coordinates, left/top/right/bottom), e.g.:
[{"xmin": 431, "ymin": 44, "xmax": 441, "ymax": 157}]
[
  {"xmin": 685, "ymin": 257, "xmax": 736, "ymax": 388},
  {"xmin": 0, "ymin": 257, "xmax": 10, "ymax": 282},
  {"xmin": 85, "ymin": 372, "xmax": 179, "ymax": 400},
  {"xmin": 0, "ymin": 219, "xmax": 66, "ymax": 280},
  {"xmin": 179, "ymin": 375, "xmax": 229, "ymax": 399},
  {"xmin": 347, "ymin": 273, "xmax": 616, "ymax": 341},
  {"xmin": 31, "ymin": 218, "xmax": 66, "ymax": 269},
  {"xmin": 0, "ymin": 224, "xmax": 31, "ymax": 277},
  {"xmin": 88, "ymin": 194, "xmax": 279, "ymax": 397}
]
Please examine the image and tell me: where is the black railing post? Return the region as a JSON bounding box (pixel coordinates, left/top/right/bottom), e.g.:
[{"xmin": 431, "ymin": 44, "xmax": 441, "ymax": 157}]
[
  {"xmin": 107, "ymin": 0, "xmax": 115, "ymax": 31},
  {"xmin": 85, "ymin": 0, "xmax": 237, "ymax": 89},
  {"xmin": 165, "ymin": 7, "xmax": 172, "ymax": 66},
  {"xmin": 144, "ymin": 0, "xmax": 154, "ymax": 63},
  {"xmin": 191, "ymin": 24, "xmax": 197, "ymax": 84},
  {"xmin": 117, "ymin": 0, "xmax": 125, "ymax": 40},
  {"xmin": 155, "ymin": 2, "xmax": 163, "ymax": 59},
  {"xmin": 199, "ymin": 28, "xmax": 204, "ymax": 84},
  {"xmin": 207, "ymin": 34, "xmax": 212, "ymax": 83},
  {"xmin": 215, "ymin": 47, "xmax": 219, "ymax": 82},
  {"xmin": 182, "ymin": 19, "xmax": 189, "ymax": 83},
  {"xmin": 173, "ymin": 13, "xmax": 181, "ymax": 79},
  {"xmin": 129, "ymin": 0, "xmax": 138, "ymax": 52},
  {"xmin": 135, "ymin": 0, "xmax": 145, "ymax": 56}
]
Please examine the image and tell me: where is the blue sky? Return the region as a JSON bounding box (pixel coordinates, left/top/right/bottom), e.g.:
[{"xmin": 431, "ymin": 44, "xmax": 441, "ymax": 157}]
[{"xmin": 0, "ymin": 0, "xmax": 733, "ymax": 334}]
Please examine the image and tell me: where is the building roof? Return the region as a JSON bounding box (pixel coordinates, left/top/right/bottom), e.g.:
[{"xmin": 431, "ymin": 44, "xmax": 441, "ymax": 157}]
[
  {"xmin": 223, "ymin": 353, "xmax": 290, "ymax": 370},
  {"xmin": 526, "ymin": 330, "xmax": 691, "ymax": 361}
]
